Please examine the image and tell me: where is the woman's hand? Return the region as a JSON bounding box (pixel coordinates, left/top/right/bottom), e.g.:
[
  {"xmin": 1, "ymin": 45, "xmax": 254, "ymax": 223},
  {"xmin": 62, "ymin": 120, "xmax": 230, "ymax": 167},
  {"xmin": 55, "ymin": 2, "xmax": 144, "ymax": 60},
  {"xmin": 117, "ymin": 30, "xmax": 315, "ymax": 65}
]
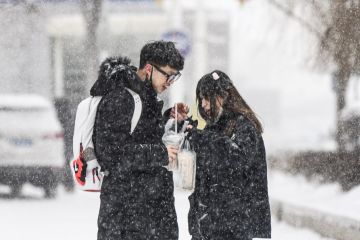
[{"xmin": 170, "ymin": 103, "xmax": 189, "ymax": 122}]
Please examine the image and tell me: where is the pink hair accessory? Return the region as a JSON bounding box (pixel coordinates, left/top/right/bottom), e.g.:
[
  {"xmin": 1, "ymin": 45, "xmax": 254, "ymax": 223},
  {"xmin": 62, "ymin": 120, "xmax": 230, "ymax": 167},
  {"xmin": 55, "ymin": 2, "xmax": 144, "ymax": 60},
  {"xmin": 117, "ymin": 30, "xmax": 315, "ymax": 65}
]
[{"xmin": 212, "ymin": 72, "xmax": 220, "ymax": 80}]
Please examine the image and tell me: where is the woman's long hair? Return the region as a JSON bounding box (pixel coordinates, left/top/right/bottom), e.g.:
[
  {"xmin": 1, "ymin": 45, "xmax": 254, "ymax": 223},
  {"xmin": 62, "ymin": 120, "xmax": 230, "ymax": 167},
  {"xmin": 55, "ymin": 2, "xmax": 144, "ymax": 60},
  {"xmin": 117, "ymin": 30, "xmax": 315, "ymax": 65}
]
[{"xmin": 196, "ymin": 70, "xmax": 263, "ymax": 134}]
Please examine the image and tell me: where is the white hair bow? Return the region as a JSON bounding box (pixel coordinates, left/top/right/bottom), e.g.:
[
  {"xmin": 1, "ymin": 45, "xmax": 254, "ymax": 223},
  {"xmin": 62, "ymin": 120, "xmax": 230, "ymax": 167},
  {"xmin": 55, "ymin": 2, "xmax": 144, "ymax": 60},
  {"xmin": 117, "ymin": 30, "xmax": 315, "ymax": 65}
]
[{"xmin": 212, "ymin": 72, "xmax": 220, "ymax": 80}]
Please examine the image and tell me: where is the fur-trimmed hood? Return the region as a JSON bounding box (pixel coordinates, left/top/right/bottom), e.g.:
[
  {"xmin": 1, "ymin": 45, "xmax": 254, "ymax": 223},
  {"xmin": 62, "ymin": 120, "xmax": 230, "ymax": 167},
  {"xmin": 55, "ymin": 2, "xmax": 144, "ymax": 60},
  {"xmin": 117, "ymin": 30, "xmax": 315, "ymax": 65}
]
[{"xmin": 90, "ymin": 56, "xmax": 143, "ymax": 96}]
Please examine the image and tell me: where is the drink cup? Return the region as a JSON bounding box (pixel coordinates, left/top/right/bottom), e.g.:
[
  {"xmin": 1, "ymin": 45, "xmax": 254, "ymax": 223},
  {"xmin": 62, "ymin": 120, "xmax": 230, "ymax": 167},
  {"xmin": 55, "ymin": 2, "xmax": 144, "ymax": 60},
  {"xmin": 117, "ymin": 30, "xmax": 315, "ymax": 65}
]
[{"xmin": 177, "ymin": 149, "xmax": 196, "ymax": 190}]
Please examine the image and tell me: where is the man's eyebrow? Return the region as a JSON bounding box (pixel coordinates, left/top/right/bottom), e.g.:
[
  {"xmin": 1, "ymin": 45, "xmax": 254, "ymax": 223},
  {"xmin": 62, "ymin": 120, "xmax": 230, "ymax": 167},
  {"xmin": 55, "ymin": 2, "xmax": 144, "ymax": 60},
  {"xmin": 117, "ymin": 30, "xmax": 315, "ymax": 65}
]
[{"xmin": 170, "ymin": 70, "xmax": 179, "ymax": 75}]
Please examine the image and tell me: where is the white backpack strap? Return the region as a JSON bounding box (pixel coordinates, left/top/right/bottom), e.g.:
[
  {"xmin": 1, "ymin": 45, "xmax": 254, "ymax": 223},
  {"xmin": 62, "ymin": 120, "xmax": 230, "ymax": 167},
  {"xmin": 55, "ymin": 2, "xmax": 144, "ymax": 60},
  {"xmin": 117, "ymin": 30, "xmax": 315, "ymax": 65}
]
[
  {"xmin": 125, "ymin": 87, "xmax": 142, "ymax": 134},
  {"xmin": 85, "ymin": 97, "xmax": 102, "ymax": 149},
  {"xmin": 73, "ymin": 96, "xmax": 102, "ymax": 158}
]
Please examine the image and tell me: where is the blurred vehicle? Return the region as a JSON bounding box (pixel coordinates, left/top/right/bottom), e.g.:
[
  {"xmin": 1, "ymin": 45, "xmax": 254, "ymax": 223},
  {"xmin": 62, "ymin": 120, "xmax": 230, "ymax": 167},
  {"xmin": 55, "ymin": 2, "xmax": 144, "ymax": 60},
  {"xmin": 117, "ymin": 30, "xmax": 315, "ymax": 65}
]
[{"xmin": 0, "ymin": 94, "xmax": 65, "ymax": 198}]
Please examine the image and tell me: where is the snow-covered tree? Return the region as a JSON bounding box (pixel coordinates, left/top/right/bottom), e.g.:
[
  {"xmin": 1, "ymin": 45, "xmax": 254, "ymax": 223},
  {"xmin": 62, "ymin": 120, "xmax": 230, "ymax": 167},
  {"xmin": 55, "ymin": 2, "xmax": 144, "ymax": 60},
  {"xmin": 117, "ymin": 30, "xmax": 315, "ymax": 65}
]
[{"xmin": 269, "ymin": 0, "xmax": 360, "ymax": 152}]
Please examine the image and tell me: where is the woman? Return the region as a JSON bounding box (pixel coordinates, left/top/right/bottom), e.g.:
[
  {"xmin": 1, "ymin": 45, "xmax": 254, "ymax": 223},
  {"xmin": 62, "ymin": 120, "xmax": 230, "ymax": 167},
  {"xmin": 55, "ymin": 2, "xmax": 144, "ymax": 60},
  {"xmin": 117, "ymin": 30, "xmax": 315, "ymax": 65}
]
[{"xmin": 187, "ymin": 70, "xmax": 271, "ymax": 240}]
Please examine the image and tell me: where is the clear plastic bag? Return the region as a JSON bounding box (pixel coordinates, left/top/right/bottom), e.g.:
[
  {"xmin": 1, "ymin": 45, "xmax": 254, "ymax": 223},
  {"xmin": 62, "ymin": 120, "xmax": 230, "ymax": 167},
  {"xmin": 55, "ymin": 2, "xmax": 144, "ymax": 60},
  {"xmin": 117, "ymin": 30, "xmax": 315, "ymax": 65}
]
[
  {"xmin": 162, "ymin": 119, "xmax": 188, "ymax": 171},
  {"xmin": 177, "ymin": 139, "xmax": 196, "ymax": 191}
]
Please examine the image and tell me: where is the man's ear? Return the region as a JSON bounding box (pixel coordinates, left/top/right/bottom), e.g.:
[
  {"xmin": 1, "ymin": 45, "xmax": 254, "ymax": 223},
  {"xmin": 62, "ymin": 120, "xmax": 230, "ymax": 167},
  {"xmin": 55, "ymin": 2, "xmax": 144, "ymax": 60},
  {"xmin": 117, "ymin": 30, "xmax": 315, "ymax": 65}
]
[{"xmin": 144, "ymin": 63, "xmax": 152, "ymax": 77}]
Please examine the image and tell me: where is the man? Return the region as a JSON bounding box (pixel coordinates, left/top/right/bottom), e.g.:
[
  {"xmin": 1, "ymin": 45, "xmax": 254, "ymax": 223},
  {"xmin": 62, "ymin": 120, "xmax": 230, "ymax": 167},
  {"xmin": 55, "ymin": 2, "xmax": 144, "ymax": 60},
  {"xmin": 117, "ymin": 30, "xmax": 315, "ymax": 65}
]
[{"xmin": 91, "ymin": 41, "xmax": 184, "ymax": 240}]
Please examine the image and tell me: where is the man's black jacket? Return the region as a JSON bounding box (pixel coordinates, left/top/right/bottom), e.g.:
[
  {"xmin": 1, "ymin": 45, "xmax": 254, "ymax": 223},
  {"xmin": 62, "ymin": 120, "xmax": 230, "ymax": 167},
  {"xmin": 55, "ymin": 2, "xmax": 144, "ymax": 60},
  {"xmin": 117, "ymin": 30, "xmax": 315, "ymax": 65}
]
[{"xmin": 91, "ymin": 57, "xmax": 178, "ymax": 240}]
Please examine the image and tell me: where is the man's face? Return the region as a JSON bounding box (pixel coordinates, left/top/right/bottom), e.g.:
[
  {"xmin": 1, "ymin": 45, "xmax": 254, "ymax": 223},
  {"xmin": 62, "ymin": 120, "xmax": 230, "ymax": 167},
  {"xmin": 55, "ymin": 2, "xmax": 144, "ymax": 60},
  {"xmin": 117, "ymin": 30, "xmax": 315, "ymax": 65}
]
[{"xmin": 148, "ymin": 64, "xmax": 180, "ymax": 94}]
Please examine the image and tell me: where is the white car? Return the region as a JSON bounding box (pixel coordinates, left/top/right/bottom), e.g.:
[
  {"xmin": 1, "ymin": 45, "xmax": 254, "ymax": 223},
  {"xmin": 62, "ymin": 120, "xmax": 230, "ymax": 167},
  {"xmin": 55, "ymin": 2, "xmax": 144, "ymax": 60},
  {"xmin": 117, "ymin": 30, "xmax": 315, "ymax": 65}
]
[{"xmin": 0, "ymin": 94, "xmax": 65, "ymax": 198}]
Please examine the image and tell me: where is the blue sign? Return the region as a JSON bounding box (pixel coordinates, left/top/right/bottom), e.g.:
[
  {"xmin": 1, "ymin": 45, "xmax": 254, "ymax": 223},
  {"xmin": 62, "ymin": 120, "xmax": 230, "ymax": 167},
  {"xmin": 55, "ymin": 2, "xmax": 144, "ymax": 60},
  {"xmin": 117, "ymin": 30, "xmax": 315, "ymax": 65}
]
[{"xmin": 161, "ymin": 30, "xmax": 191, "ymax": 57}]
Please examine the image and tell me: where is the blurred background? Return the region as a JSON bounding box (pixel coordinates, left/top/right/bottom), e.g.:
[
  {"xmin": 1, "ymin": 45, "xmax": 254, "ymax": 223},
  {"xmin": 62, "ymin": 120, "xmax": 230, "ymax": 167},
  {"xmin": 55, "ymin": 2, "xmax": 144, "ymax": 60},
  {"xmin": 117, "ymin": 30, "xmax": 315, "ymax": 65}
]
[{"xmin": 0, "ymin": 0, "xmax": 359, "ymax": 239}]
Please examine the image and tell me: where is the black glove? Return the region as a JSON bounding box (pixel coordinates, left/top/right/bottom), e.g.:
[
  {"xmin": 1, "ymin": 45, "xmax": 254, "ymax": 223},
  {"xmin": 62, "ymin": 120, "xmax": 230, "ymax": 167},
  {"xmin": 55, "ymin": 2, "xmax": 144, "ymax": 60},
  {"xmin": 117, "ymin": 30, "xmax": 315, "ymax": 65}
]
[{"xmin": 186, "ymin": 116, "xmax": 198, "ymax": 129}]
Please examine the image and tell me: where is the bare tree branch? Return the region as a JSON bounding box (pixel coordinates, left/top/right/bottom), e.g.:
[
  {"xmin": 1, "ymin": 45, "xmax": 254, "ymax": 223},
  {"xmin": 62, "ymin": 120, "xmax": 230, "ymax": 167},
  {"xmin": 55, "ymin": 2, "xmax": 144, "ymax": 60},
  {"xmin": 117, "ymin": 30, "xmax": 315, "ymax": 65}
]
[
  {"xmin": 268, "ymin": 0, "xmax": 323, "ymax": 39},
  {"xmin": 268, "ymin": 0, "xmax": 360, "ymax": 151},
  {"xmin": 305, "ymin": 0, "xmax": 330, "ymax": 27}
]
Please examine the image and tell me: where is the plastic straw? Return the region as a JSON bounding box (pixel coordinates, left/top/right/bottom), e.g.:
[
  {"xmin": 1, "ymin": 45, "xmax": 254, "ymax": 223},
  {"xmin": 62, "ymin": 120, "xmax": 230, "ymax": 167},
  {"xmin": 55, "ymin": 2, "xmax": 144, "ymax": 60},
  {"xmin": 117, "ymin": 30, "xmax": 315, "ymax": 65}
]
[{"xmin": 175, "ymin": 103, "xmax": 178, "ymax": 133}]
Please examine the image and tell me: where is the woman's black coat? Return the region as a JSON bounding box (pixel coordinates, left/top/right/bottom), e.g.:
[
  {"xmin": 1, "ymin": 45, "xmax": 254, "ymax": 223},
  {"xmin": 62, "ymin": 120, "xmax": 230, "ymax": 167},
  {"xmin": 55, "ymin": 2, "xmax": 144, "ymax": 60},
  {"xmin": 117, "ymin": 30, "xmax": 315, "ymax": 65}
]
[
  {"xmin": 91, "ymin": 58, "xmax": 178, "ymax": 240},
  {"xmin": 188, "ymin": 110, "xmax": 271, "ymax": 240}
]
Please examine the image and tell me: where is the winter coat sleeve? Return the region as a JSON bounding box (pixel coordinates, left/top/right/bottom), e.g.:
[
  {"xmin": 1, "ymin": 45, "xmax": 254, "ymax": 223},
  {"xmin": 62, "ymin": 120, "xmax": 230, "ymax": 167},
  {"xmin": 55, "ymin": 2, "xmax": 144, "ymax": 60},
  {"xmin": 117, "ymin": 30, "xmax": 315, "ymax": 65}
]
[
  {"xmin": 194, "ymin": 116, "xmax": 259, "ymax": 168},
  {"xmin": 163, "ymin": 108, "xmax": 172, "ymax": 123},
  {"xmin": 189, "ymin": 128, "xmax": 246, "ymax": 171},
  {"xmin": 229, "ymin": 115, "xmax": 266, "ymax": 192},
  {"xmin": 187, "ymin": 127, "xmax": 246, "ymax": 204},
  {"xmin": 231, "ymin": 116, "xmax": 258, "ymax": 165},
  {"xmin": 232, "ymin": 117, "xmax": 271, "ymax": 237},
  {"xmin": 119, "ymin": 142, "xmax": 168, "ymax": 171},
  {"xmin": 188, "ymin": 116, "xmax": 260, "ymax": 196},
  {"xmin": 209, "ymin": 116, "xmax": 260, "ymax": 188},
  {"xmin": 94, "ymin": 90, "xmax": 168, "ymax": 172}
]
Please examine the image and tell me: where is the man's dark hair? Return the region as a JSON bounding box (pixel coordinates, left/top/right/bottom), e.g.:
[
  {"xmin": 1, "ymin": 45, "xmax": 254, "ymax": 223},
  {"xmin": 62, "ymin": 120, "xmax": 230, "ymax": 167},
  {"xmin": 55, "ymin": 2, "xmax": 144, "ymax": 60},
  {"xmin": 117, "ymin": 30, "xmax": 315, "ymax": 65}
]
[{"xmin": 139, "ymin": 41, "xmax": 184, "ymax": 71}]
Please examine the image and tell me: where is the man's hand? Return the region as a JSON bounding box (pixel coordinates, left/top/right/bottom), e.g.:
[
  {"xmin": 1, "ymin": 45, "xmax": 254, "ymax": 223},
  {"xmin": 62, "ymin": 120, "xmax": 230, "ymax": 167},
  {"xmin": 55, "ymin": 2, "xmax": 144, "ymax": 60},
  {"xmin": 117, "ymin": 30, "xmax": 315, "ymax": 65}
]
[
  {"xmin": 170, "ymin": 103, "xmax": 189, "ymax": 122},
  {"xmin": 167, "ymin": 145, "xmax": 178, "ymax": 161},
  {"xmin": 166, "ymin": 145, "xmax": 178, "ymax": 171}
]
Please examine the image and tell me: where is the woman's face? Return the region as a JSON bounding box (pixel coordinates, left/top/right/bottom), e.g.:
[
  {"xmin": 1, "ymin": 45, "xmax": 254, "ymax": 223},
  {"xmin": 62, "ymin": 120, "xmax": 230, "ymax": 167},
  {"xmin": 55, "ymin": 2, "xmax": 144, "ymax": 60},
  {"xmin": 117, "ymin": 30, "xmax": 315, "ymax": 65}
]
[{"xmin": 201, "ymin": 96, "xmax": 224, "ymax": 117}]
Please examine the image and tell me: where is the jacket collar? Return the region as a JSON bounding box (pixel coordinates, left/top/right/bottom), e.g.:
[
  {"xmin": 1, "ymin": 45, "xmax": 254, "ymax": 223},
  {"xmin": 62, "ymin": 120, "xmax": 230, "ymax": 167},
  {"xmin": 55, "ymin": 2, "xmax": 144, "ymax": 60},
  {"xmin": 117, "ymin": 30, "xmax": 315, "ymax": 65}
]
[{"xmin": 206, "ymin": 110, "xmax": 238, "ymax": 132}]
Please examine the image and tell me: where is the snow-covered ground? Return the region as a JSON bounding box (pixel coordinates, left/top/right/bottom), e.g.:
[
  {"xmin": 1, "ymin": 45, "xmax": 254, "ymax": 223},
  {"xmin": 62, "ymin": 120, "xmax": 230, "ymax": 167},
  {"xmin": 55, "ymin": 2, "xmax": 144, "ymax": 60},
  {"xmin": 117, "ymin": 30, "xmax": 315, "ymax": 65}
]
[
  {"xmin": 0, "ymin": 171, "xmax": 346, "ymax": 240},
  {"xmin": 269, "ymin": 171, "xmax": 360, "ymax": 222}
]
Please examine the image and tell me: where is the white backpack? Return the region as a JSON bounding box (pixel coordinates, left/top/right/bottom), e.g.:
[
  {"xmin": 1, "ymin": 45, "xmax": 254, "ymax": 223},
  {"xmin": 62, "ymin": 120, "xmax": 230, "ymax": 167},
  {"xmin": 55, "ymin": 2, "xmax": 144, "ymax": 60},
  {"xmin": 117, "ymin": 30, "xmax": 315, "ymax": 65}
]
[{"xmin": 70, "ymin": 87, "xmax": 142, "ymax": 192}]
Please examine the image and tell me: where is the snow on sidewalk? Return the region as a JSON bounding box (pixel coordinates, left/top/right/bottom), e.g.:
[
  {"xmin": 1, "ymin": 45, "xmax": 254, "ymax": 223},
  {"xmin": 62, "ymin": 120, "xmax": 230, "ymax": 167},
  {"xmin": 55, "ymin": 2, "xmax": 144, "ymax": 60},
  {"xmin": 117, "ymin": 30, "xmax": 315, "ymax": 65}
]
[
  {"xmin": 0, "ymin": 181, "xmax": 336, "ymax": 240},
  {"xmin": 176, "ymin": 187, "xmax": 333, "ymax": 240},
  {"xmin": 268, "ymin": 170, "xmax": 360, "ymax": 239},
  {"xmin": 268, "ymin": 170, "xmax": 360, "ymax": 222}
]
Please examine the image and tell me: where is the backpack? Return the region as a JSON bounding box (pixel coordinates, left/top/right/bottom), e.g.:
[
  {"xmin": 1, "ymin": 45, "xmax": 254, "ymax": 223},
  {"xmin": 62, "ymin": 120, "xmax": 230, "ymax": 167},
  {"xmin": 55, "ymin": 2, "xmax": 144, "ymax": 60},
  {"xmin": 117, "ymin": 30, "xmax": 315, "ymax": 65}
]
[{"xmin": 70, "ymin": 87, "xmax": 142, "ymax": 192}]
